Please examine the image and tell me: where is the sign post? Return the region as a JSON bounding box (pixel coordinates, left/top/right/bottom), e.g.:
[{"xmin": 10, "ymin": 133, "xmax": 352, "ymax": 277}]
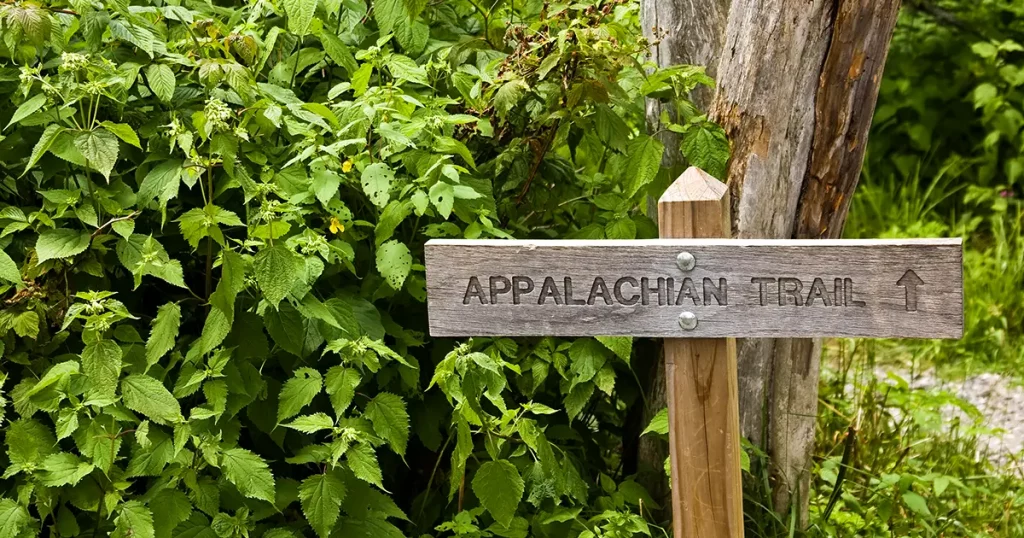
[{"xmin": 424, "ymin": 167, "xmax": 963, "ymax": 538}]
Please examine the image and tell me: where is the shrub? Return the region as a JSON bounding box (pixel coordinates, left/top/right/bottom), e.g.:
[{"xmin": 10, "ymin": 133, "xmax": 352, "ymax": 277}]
[{"xmin": 0, "ymin": 1, "xmax": 727, "ymax": 536}]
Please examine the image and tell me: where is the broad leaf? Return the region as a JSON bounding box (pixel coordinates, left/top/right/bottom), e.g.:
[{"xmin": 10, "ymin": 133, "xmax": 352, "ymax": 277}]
[
  {"xmin": 277, "ymin": 367, "xmax": 322, "ymax": 423},
  {"xmin": 221, "ymin": 448, "xmax": 276, "ymax": 503},
  {"xmin": 146, "ymin": 303, "xmax": 181, "ymax": 368},
  {"xmin": 254, "ymin": 245, "xmax": 303, "ymax": 308},
  {"xmin": 365, "ymin": 393, "xmax": 409, "ymax": 456},
  {"xmin": 624, "ymin": 134, "xmax": 664, "ymax": 197},
  {"xmin": 361, "ymin": 163, "xmax": 394, "ymax": 208},
  {"xmin": 471, "ymin": 460, "xmax": 525, "ymax": 527},
  {"xmin": 74, "ymin": 129, "xmax": 119, "ymax": 180},
  {"xmin": 121, "ymin": 374, "xmax": 182, "ymax": 424},
  {"xmin": 81, "ymin": 339, "xmax": 122, "ymax": 400},
  {"xmin": 375, "ymin": 240, "xmax": 411, "ymax": 290},
  {"xmin": 146, "ymin": 64, "xmax": 175, "ymax": 102},
  {"xmin": 299, "ymin": 470, "xmax": 347, "ymax": 538},
  {"xmin": 36, "ymin": 228, "xmax": 90, "ymax": 264}
]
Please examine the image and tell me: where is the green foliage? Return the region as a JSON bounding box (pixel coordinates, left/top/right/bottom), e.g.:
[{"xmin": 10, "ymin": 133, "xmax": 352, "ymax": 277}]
[{"xmin": 0, "ymin": 0, "xmax": 725, "ymax": 536}]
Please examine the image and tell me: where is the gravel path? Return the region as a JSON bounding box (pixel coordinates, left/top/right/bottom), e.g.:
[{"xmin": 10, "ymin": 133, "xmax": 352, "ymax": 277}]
[{"xmin": 879, "ymin": 368, "xmax": 1024, "ymax": 473}]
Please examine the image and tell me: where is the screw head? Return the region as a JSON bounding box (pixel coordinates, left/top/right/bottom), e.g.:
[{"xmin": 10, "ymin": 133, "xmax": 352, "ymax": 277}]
[
  {"xmin": 678, "ymin": 311, "xmax": 698, "ymax": 331},
  {"xmin": 676, "ymin": 251, "xmax": 696, "ymax": 271}
]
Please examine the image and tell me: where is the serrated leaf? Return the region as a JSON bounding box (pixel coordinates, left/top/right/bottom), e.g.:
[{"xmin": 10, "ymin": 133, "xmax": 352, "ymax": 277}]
[
  {"xmin": 36, "ymin": 228, "xmax": 90, "ymax": 264},
  {"xmin": 6, "ymin": 418, "xmax": 56, "ymax": 468},
  {"xmin": 137, "ymin": 160, "xmax": 182, "ymax": 209},
  {"xmin": 25, "ymin": 123, "xmax": 65, "ymax": 173},
  {"xmin": 346, "ymin": 443, "xmax": 383, "ymax": 489},
  {"xmin": 113, "ymin": 500, "xmax": 155, "ymax": 538},
  {"xmin": 360, "ymin": 163, "xmax": 394, "ymax": 208},
  {"xmin": 101, "ymin": 121, "xmax": 142, "ymax": 148},
  {"xmin": 40, "ymin": 452, "xmax": 95, "ymax": 486},
  {"xmin": 681, "ymin": 123, "xmax": 730, "ymax": 179},
  {"xmin": 325, "ymin": 366, "xmax": 360, "ymax": 417},
  {"xmin": 81, "ymin": 339, "xmax": 122, "ymax": 400},
  {"xmin": 0, "ymin": 249, "xmax": 20, "ymax": 285},
  {"xmin": 283, "ymin": 0, "xmax": 317, "ymax": 36},
  {"xmin": 564, "ymin": 382, "xmax": 594, "ymax": 421},
  {"xmin": 624, "ymin": 134, "xmax": 664, "ymax": 197},
  {"xmin": 300, "ymin": 470, "xmax": 347, "ymax": 538},
  {"xmin": 6, "ymin": 93, "xmax": 46, "ymax": 130},
  {"xmin": 254, "ymin": 245, "xmax": 303, "ymax": 308},
  {"xmin": 146, "ymin": 64, "xmax": 175, "ymax": 102},
  {"xmin": 75, "ymin": 129, "xmax": 119, "ymax": 180},
  {"xmin": 277, "ymin": 367, "xmax": 322, "ymax": 423},
  {"xmin": 221, "ymin": 448, "xmax": 276, "ymax": 503},
  {"xmin": 494, "ymin": 79, "xmax": 529, "ymax": 117},
  {"xmin": 901, "ymin": 491, "xmax": 931, "ymax": 516},
  {"xmin": 596, "ymin": 336, "xmax": 632, "ymax": 364},
  {"xmin": 375, "ymin": 240, "xmax": 411, "ymax": 290},
  {"xmin": 642, "ymin": 408, "xmax": 669, "ymax": 436},
  {"xmin": 312, "ymin": 169, "xmax": 341, "ymax": 205},
  {"xmin": 121, "ymin": 374, "xmax": 182, "ymax": 424},
  {"xmin": 472, "ymin": 460, "xmax": 524, "ymax": 527},
  {"xmin": 428, "ymin": 181, "xmax": 454, "ymax": 219},
  {"xmin": 284, "ymin": 413, "xmax": 334, "ymax": 433},
  {"xmin": 146, "ymin": 302, "xmax": 180, "ymax": 369},
  {"xmin": 0, "ymin": 498, "xmax": 35, "ymax": 537},
  {"xmin": 365, "ymin": 393, "xmax": 409, "ymax": 457},
  {"xmin": 151, "ymin": 490, "xmax": 193, "ymax": 538}
]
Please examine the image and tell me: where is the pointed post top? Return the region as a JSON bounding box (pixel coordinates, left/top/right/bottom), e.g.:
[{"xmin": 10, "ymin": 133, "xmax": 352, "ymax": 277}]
[{"xmin": 658, "ymin": 167, "xmax": 729, "ymax": 204}]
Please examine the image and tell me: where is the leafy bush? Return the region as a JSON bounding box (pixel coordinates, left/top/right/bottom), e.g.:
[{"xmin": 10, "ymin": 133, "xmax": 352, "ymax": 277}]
[{"xmin": 0, "ymin": 0, "xmax": 728, "ymax": 536}]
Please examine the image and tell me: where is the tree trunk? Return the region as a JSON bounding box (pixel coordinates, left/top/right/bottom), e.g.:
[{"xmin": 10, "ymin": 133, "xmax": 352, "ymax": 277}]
[{"xmin": 641, "ymin": 0, "xmax": 901, "ymax": 526}]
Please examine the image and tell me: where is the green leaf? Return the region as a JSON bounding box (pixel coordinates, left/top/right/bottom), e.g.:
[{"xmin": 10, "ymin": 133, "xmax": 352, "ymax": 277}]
[
  {"xmin": 624, "ymin": 134, "xmax": 664, "ymax": 198},
  {"xmin": 6, "ymin": 93, "xmax": 47, "ymax": 130},
  {"xmin": 221, "ymin": 448, "xmax": 276, "ymax": 503},
  {"xmin": 6, "ymin": 418, "xmax": 56, "ymax": 468},
  {"xmin": 428, "ymin": 181, "xmax": 454, "ymax": 220},
  {"xmin": 642, "ymin": 408, "xmax": 669, "ymax": 436},
  {"xmin": 596, "ymin": 336, "xmax": 632, "ymax": 364},
  {"xmin": 318, "ymin": 30, "xmax": 358, "ymax": 76},
  {"xmin": 113, "ymin": 501, "xmax": 155, "ymax": 538},
  {"xmin": 299, "ymin": 470, "xmax": 347, "ymax": 538},
  {"xmin": 277, "ymin": 367, "xmax": 323, "ymax": 423},
  {"xmin": 494, "ymin": 79, "xmax": 529, "ymax": 117},
  {"xmin": 146, "ymin": 302, "xmax": 181, "ymax": 369},
  {"xmin": 25, "ymin": 123, "xmax": 65, "ymax": 174},
  {"xmin": 36, "ymin": 228, "xmax": 90, "ymax": 264},
  {"xmin": 121, "ymin": 374, "xmax": 182, "ymax": 424},
  {"xmin": 81, "ymin": 339, "xmax": 122, "ymax": 400},
  {"xmin": 283, "ymin": 413, "xmax": 334, "ymax": 433},
  {"xmin": 146, "ymin": 64, "xmax": 176, "ymax": 102},
  {"xmin": 901, "ymin": 491, "xmax": 931, "ymax": 517},
  {"xmin": 386, "ymin": 55, "xmax": 428, "ymax": 85},
  {"xmin": 0, "ymin": 249, "xmax": 21, "ymax": 284},
  {"xmin": 12, "ymin": 311, "xmax": 38, "ymax": 339},
  {"xmin": 346, "ymin": 443, "xmax": 384, "ymax": 489},
  {"xmin": 361, "ymin": 163, "xmax": 394, "ymax": 208},
  {"xmin": 0, "ymin": 499, "xmax": 35, "ymax": 537},
  {"xmin": 74, "ymin": 129, "xmax": 120, "ymax": 180},
  {"xmin": 564, "ymin": 382, "xmax": 594, "ymax": 421},
  {"xmin": 137, "ymin": 160, "xmax": 182, "ymax": 209},
  {"xmin": 312, "ymin": 169, "xmax": 341, "ymax": 205},
  {"xmin": 101, "ymin": 121, "xmax": 142, "ymax": 148},
  {"xmin": 151, "ymin": 490, "xmax": 193, "ymax": 538},
  {"xmin": 254, "ymin": 245, "xmax": 303, "ymax": 308},
  {"xmin": 375, "ymin": 240, "xmax": 412, "ymax": 290},
  {"xmin": 40, "ymin": 452, "xmax": 95, "ymax": 486},
  {"xmin": 471, "ymin": 460, "xmax": 525, "ymax": 528},
  {"xmin": 605, "ymin": 217, "xmax": 636, "ymax": 239},
  {"xmin": 365, "ymin": 393, "xmax": 409, "ymax": 457},
  {"xmin": 681, "ymin": 123, "xmax": 730, "ymax": 179},
  {"xmin": 325, "ymin": 366, "xmax": 360, "ymax": 417},
  {"xmin": 283, "ymin": 0, "xmax": 317, "ymax": 36}
]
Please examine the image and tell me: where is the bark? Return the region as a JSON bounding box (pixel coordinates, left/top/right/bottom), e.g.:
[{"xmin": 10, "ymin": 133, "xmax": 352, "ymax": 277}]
[{"xmin": 641, "ymin": 0, "xmax": 901, "ymax": 526}]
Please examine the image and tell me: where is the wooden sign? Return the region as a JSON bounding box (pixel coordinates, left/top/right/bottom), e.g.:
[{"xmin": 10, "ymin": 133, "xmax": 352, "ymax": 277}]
[
  {"xmin": 425, "ymin": 238, "xmax": 963, "ymax": 339},
  {"xmin": 423, "ymin": 167, "xmax": 964, "ymax": 538}
]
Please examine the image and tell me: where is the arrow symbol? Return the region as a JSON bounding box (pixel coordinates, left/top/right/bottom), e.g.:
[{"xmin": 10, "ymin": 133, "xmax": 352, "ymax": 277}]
[{"xmin": 897, "ymin": 269, "xmax": 924, "ymax": 312}]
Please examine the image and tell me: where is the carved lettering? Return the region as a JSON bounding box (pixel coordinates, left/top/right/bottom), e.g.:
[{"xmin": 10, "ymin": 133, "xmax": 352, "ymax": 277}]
[
  {"xmin": 489, "ymin": 276, "xmax": 511, "ymax": 304},
  {"xmin": 614, "ymin": 277, "xmax": 640, "ymax": 306},
  {"xmin": 703, "ymin": 277, "xmax": 728, "ymax": 306},
  {"xmin": 564, "ymin": 277, "xmax": 586, "ymax": 305},
  {"xmin": 779, "ymin": 277, "xmax": 803, "ymax": 306},
  {"xmin": 752, "ymin": 277, "xmax": 775, "ymax": 306},
  {"xmin": 538, "ymin": 277, "xmax": 563, "ymax": 305},
  {"xmin": 512, "ymin": 276, "xmax": 534, "ymax": 305},
  {"xmin": 805, "ymin": 278, "xmax": 832, "ymax": 306},
  {"xmin": 588, "ymin": 277, "xmax": 613, "ymax": 305},
  {"xmin": 464, "ymin": 276, "xmax": 487, "ymax": 305},
  {"xmin": 641, "ymin": 277, "xmax": 665, "ymax": 306},
  {"xmin": 844, "ymin": 278, "xmax": 866, "ymax": 307},
  {"xmin": 675, "ymin": 277, "xmax": 700, "ymax": 306}
]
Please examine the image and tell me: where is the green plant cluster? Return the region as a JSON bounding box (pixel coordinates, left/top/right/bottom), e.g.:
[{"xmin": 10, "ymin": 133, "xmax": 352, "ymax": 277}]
[{"xmin": 0, "ymin": 1, "xmax": 729, "ymax": 537}]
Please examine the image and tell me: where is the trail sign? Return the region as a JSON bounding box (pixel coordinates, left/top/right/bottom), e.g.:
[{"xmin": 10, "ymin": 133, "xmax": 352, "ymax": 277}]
[
  {"xmin": 423, "ymin": 168, "xmax": 964, "ymax": 538},
  {"xmin": 424, "ymin": 238, "xmax": 962, "ymax": 339}
]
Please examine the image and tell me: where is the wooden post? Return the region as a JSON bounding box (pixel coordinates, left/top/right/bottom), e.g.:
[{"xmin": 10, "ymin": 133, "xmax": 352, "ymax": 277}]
[{"xmin": 658, "ymin": 167, "xmax": 743, "ymax": 538}]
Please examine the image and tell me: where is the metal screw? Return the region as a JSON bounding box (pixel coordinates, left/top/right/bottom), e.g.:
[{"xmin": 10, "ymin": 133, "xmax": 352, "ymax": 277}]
[
  {"xmin": 676, "ymin": 251, "xmax": 696, "ymax": 271},
  {"xmin": 678, "ymin": 311, "xmax": 698, "ymax": 331}
]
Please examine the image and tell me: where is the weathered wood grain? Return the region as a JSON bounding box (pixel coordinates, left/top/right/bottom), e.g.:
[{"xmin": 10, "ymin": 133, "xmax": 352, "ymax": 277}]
[
  {"xmin": 659, "ymin": 168, "xmax": 742, "ymax": 538},
  {"xmin": 425, "ymin": 238, "xmax": 962, "ymax": 339}
]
